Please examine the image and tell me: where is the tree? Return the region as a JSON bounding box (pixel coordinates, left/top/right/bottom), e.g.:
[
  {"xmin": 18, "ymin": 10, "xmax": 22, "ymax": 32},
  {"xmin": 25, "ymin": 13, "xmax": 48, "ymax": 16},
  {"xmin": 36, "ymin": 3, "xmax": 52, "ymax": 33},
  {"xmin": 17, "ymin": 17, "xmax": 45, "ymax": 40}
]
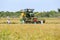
[{"xmin": 58, "ymin": 8, "xmax": 60, "ymax": 12}]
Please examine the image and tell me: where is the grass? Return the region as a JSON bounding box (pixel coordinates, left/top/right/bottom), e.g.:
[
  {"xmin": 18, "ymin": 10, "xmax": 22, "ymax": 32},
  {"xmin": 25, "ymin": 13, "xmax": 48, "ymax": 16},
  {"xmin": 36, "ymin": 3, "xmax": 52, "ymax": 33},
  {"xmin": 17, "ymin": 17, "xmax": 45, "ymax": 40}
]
[
  {"xmin": 0, "ymin": 18, "xmax": 60, "ymax": 40},
  {"xmin": 0, "ymin": 24, "xmax": 60, "ymax": 40}
]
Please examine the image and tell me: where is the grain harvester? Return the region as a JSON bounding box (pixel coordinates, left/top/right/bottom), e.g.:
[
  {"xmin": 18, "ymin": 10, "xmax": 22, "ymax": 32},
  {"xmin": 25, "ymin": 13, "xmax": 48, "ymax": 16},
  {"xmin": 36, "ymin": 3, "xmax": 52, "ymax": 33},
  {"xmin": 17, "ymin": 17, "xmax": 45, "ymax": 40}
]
[{"xmin": 20, "ymin": 8, "xmax": 45, "ymax": 24}]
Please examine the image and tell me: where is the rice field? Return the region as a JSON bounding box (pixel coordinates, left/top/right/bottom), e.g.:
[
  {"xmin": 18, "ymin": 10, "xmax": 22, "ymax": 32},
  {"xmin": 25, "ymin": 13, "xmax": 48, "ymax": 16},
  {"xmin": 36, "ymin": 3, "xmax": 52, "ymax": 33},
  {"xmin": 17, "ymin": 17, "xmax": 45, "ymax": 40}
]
[{"xmin": 0, "ymin": 18, "xmax": 60, "ymax": 40}]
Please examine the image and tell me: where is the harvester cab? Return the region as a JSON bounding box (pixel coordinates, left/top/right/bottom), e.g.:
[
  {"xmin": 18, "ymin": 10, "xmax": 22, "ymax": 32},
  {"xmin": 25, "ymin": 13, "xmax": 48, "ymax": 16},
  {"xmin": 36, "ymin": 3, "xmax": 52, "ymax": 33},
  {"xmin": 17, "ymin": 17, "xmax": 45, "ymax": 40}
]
[{"xmin": 24, "ymin": 9, "xmax": 34, "ymax": 18}]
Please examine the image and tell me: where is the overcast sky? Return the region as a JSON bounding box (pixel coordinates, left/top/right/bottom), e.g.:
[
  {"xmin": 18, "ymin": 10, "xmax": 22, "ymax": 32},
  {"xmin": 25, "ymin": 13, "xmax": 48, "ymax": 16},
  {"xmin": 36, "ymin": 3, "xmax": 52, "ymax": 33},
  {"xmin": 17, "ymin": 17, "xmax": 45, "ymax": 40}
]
[{"xmin": 0, "ymin": 0, "xmax": 60, "ymax": 12}]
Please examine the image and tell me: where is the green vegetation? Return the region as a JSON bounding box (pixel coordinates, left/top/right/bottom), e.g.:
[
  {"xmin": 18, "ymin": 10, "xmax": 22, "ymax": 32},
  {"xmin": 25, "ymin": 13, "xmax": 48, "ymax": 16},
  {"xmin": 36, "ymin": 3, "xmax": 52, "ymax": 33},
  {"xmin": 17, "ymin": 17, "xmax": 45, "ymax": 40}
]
[
  {"xmin": 0, "ymin": 11, "xmax": 20, "ymax": 18},
  {"xmin": 0, "ymin": 9, "xmax": 60, "ymax": 18}
]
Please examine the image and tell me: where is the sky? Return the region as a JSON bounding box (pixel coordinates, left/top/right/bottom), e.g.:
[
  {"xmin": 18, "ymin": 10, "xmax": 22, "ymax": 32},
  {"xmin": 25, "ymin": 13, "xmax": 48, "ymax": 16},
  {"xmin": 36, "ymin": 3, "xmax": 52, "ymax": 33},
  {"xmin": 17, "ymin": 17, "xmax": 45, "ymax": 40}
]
[{"xmin": 0, "ymin": 0, "xmax": 60, "ymax": 12}]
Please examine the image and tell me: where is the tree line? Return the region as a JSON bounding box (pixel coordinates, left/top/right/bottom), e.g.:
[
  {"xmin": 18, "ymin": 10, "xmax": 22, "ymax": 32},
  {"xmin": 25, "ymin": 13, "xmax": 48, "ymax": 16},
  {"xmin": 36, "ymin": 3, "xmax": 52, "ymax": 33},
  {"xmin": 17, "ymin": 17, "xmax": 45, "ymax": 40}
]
[{"xmin": 0, "ymin": 8, "xmax": 60, "ymax": 18}]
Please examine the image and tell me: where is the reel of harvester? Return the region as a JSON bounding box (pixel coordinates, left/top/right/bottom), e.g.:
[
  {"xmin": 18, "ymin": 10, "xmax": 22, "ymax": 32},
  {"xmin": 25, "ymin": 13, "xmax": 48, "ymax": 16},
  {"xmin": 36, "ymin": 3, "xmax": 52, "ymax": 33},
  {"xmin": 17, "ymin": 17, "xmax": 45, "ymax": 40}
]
[{"xmin": 20, "ymin": 8, "xmax": 45, "ymax": 24}]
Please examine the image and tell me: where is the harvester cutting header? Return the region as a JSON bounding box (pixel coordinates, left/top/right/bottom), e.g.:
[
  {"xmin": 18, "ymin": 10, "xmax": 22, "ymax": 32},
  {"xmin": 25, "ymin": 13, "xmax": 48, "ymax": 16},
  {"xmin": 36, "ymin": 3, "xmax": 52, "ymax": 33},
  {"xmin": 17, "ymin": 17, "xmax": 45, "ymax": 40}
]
[{"xmin": 20, "ymin": 8, "xmax": 45, "ymax": 24}]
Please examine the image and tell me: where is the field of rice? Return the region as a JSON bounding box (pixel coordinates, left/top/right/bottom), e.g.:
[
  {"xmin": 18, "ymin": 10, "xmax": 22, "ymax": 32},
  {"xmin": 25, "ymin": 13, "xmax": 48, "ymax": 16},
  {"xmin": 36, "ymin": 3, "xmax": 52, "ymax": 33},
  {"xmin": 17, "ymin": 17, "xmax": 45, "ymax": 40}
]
[{"xmin": 0, "ymin": 18, "xmax": 60, "ymax": 40}]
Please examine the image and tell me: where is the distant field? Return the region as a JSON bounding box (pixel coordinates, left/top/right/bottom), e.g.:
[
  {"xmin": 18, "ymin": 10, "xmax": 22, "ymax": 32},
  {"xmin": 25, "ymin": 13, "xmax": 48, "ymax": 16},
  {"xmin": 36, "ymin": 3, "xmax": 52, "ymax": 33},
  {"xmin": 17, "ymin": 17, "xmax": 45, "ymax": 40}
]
[
  {"xmin": 0, "ymin": 18, "xmax": 60, "ymax": 40},
  {"xmin": 0, "ymin": 18, "xmax": 60, "ymax": 24}
]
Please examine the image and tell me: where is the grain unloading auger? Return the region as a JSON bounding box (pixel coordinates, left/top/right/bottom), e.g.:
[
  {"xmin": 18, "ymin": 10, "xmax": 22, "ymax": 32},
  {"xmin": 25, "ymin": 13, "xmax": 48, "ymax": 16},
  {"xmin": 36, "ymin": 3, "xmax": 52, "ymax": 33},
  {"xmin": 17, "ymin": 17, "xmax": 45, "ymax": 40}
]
[{"xmin": 20, "ymin": 8, "xmax": 45, "ymax": 24}]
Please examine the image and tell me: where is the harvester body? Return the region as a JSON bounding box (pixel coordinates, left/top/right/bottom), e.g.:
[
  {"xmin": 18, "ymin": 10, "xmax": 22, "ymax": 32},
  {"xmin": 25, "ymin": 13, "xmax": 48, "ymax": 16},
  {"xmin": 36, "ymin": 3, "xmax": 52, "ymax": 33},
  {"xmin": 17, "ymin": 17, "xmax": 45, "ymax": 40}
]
[{"xmin": 20, "ymin": 8, "xmax": 45, "ymax": 24}]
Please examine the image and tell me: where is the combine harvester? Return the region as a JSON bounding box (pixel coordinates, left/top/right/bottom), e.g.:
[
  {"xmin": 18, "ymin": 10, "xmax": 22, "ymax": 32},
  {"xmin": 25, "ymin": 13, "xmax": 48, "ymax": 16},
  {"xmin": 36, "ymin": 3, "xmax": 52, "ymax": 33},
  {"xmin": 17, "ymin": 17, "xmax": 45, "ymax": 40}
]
[{"xmin": 20, "ymin": 8, "xmax": 45, "ymax": 24}]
